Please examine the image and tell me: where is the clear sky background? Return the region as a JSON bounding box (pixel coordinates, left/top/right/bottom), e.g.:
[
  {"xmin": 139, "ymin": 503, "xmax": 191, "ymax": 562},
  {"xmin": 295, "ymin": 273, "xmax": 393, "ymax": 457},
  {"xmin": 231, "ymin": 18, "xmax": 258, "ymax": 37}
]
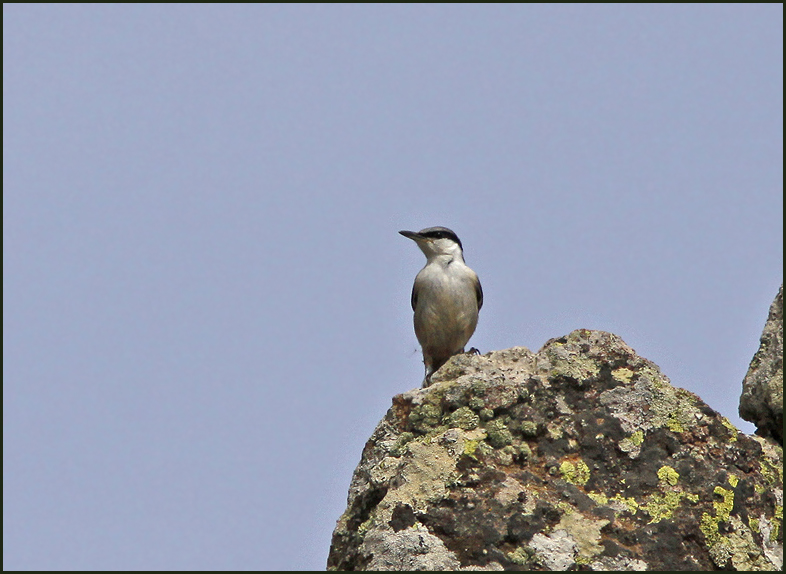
[{"xmin": 3, "ymin": 4, "xmax": 783, "ymax": 570}]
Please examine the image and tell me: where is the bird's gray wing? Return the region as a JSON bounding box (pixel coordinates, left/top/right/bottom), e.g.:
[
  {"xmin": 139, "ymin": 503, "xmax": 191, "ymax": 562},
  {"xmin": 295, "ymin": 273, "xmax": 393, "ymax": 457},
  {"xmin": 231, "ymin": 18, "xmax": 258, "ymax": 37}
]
[{"xmin": 410, "ymin": 282, "xmax": 418, "ymax": 311}]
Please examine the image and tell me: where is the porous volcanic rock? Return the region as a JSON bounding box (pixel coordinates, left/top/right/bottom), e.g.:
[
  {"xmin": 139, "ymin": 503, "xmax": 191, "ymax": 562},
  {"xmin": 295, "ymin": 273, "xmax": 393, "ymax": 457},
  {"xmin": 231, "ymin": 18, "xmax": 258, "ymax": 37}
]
[{"xmin": 327, "ymin": 330, "xmax": 783, "ymax": 571}]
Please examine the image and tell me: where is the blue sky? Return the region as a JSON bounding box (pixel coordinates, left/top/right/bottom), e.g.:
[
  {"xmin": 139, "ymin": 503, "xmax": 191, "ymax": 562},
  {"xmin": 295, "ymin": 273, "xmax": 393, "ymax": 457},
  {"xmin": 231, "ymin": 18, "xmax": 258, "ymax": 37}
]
[{"xmin": 3, "ymin": 4, "xmax": 782, "ymax": 570}]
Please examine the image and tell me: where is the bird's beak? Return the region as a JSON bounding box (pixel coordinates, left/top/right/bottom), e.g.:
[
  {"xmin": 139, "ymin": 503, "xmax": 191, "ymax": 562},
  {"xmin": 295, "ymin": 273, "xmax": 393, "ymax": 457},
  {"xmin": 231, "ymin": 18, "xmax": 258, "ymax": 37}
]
[{"xmin": 399, "ymin": 230, "xmax": 422, "ymax": 241}]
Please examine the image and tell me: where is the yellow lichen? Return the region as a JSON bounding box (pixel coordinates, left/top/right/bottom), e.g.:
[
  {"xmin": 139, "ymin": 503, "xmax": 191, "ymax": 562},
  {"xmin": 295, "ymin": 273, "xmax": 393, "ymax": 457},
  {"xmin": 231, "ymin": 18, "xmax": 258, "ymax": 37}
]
[
  {"xmin": 721, "ymin": 417, "xmax": 739, "ymax": 442},
  {"xmin": 773, "ymin": 506, "xmax": 783, "ymax": 543},
  {"xmin": 612, "ymin": 367, "xmax": 634, "ymax": 383},
  {"xmin": 611, "ymin": 494, "xmax": 639, "ymax": 513},
  {"xmin": 619, "ymin": 430, "xmax": 645, "ymax": 454},
  {"xmin": 556, "ymin": 511, "xmax": 609, "ymax": 563},
  {"xmin": 643, "ymin": 491, "xmax": 686, "ymax": 523},
  {"xmin": 758, "ymin": 456, "xmax": 783, "ymax": 487},
  {"xmin": 658, "ymin": 465, "xmax": 679, "ymax": 486},
  {"xmin": 749, "ymin": 517, "xmax": 760, "ymax": 533},
  {"xmin": 698, "ymin": 485, "xmax": 742, "ymax": 565},
  {"xmin": 463, "ymin": 438, "xmax": 481, "ymax": 459},
  {"xmin": 666, "ymin": 412, "xmax": 685, "ymax": 433},
  {"xmin": 587, "ymin": 491, "xmax": 608, "ymax": 505},
  {"xmin": 357, "ymin": 516, "xmax": 375, "ymax": 535},
  {"xmin": 701, "ymin": 512, "xmax": 721, "ymax": 546},
  {"xmin": 507, "ymin": 546, "xmax": 530, "ymax": 565},
  {"xmin": 713, "ymin": 486, "xmax": 734, "ymax": 521},
  {"xmin": 560, "ymin": 460, "xmax": 591, "ymax": 486}
]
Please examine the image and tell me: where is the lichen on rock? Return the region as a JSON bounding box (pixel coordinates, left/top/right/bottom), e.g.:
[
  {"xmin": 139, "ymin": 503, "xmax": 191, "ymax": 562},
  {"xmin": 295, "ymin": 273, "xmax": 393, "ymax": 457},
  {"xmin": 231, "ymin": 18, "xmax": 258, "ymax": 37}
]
[
  {"xmin": 328, "ymin": 330, "xmax": 783, "ymax": 571},
  {"xmin": 740, "ymin": 284, "xmax": 783, "ymax": 445}
]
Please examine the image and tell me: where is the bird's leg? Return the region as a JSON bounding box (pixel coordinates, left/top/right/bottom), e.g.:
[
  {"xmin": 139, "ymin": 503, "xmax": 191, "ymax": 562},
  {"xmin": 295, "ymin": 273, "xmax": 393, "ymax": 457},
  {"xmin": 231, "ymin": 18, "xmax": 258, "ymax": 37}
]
[{"xmin": 423, "ymin": 360, "xmax": 435, "ymax": 387}]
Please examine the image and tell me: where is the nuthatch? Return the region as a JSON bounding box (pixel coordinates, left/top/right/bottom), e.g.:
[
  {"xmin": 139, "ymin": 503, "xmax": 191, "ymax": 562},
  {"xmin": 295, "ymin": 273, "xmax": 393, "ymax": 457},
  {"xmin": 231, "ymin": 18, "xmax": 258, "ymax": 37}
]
[{"xmin": 399, "ymin": 227, "xmax": 483, "ymax": 384}]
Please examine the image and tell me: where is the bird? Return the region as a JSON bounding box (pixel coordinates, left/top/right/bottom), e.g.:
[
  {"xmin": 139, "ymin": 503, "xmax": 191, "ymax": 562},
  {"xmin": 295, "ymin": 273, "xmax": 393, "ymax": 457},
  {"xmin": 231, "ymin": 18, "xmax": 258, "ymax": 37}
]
[{"xmin": 399, "ymin": 226, "xmax": 483, "ymax": 384}]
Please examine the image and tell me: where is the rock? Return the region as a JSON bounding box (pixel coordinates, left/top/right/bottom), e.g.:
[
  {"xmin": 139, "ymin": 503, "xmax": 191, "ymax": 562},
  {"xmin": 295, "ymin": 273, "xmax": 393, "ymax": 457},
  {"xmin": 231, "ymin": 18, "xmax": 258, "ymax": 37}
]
[
  {"xmin": 327, "ymin": 330, "xmax": 783, "ymax": 571},
  {"xmin": 740, "ymin": 284, "xmax": 783, "ymax": 444}
]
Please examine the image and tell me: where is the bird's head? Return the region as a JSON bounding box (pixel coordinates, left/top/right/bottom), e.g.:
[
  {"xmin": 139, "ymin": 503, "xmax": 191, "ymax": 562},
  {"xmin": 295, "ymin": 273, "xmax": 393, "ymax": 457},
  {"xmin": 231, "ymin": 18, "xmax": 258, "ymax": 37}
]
[{"xmin": 399, "ymin": 226, "xmax": 464, "ymax": 260}]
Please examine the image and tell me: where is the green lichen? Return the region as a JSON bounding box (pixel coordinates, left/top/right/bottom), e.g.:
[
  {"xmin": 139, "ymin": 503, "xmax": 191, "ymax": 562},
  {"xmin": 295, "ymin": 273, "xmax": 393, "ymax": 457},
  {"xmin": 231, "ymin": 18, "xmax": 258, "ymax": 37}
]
[
  {"xmin": 462, "ymin": 436, "xmax": 494, "ymax": 460},
  {"xmin": 556, "ymin": 510, "xmax": 609, "ymax": 564},
  {"xmin": 507, "ymin": 546, "xmax": 532, "ymax": 565},
  {"xmin": 772, "ymin": 506, "xmax": 783, "ymax": 543},
  {"xmin": 643, "ymin": 490, "xmax": 686, "ymax": 523},
  {"xmin": 389, "ymin": 432, "xmax": 415, "ymax": 457},
  {"xmin": 749, "ymin": 517, "xmax": 760, "ymax": 533},
  {"xmin": 463, "ymin": 438, "xmax": 481, "ymax": 459},
  {"xmin": 643, "ymin": 465, "xmax": 696, "ymax": 523},
  {"xmin": 619, "ymin": 430, "xmax": 644, "ymax": 454},
  {"xmin": 560, "ymin": 460, "xmax": 590, "ymax": 486},
  {"xmin": 485, "ymin": 419, "xmax": 513, "ymax": 448},
  {"xmin": 519, "ymin": 420, "xmax": 539, "ymax": 437},
  {"xmin": 477, "ymin": 440, "xmax": 494, "ymax": 457},
  {"xmin": 727, "ymin": 474, "xmax": 739, "ymax": 488},
  {"xmin": 357, "ymin": 515, "xmax": 375, "ymax": 536},
  {"xmin": 447, "ymin": 407, "xmax": 479, "ymax": 430},
  {"xmin": 721, "ymin": 417, "xmax": 739, "ymax": 442},
  {"xmin": 658, "ymin": 465, "xmax": 679, "ymax": 486},
  {"xmin": 611, "ymin": 494, "xmax": 639, "ymax": 513},
  {"xmin": 479, "ymin": 407, "xmax": 495, "ymax": 421},
  {"xmin": 647, "ymin": 372, "xmax": 701, "ymax": 434},
  {"xmin": 587, "ymin": 491, "xmax": 608, "ymax": 505},
  {"xmin": 758, "ymin": 454, "xmax": 784, "ymax": 487},
  {"xmin": 700, "ymin": 485, "xmax": 738, "ymax": 562},
  {"xmin": 547, "ymin": 425, "xmax": 565, "ymax": 440},
  {"xmin": 666, "ymin": 411, "xmax": 686, "ymax": 433},
  {"xmin": 701, "ymin": 512, "xmax": 722, "ymax": 547},
  {"xmin": 409, "ymin": 403, "xmax": 442, "ymax": 433},
  {"xmin": 517, "ymin": 443, "xmax": 532, "ymax": 461},
  {"xmin": 546, "ymin": 349, "xmax": 600, "ymax": 385},
  {"xmin": 468, "ymin": 396, "xmax": 486, "ymax": 411},
  {"xmin": 702, "ymin": 514, "xmax": 772, "ymax": 569},
  {"xmin": 713, "ymin": 486, "xmax": 734, "ymax": 521},
  {"xmin": 612, "ymin": 367, "xmax": 634, "ymax": 383}
]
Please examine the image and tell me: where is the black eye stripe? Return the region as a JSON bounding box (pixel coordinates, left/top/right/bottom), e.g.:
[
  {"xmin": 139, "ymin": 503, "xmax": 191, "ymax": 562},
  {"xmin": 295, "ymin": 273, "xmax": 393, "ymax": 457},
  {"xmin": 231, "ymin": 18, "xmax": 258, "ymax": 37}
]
[
  {"xmin": 417, "ymin": 227, "xmax": 463, "ymax": 250},
  {"xmin": 422, "ymin": 231, "xmax": 456, "ymax": 240}
]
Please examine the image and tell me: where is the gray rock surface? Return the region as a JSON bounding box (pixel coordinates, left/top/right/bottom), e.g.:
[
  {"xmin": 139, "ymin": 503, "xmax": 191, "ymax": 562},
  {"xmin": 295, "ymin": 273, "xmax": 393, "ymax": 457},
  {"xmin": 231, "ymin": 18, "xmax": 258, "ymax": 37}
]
[
  {"xmin": 740, "ymin": 284, "xmax": 783, "ymax": 444},
  {"xmin": 328, "ymin": 330, "xmax": 783, "ymax": 571}
]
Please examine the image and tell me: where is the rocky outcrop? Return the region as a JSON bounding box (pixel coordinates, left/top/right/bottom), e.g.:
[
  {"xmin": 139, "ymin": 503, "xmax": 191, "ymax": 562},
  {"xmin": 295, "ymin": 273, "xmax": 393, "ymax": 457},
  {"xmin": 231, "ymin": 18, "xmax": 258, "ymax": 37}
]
[
  {"xmin": 327, "ymin": 330, "xmax": 783, "ymax": 571},
  {"xmin": 740, "ymin": 284, "xmax": 783, "ymax": 444}
]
